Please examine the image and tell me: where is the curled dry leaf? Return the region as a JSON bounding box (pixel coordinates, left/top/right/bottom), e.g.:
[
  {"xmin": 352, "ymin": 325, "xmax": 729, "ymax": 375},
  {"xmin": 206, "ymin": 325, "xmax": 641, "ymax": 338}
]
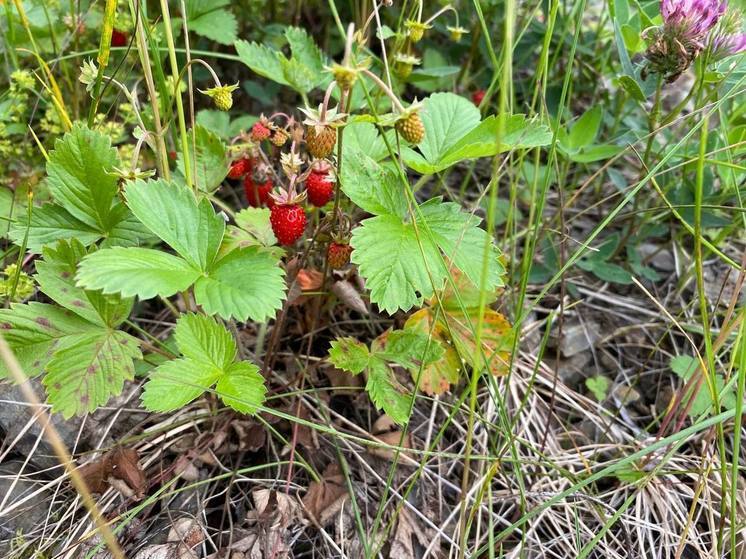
[
  {"xmin": 389, "ymin": 507, "xmax": 433, "ymax": 559},
  {"xmin": 331, "ymin": 279, "xmax": 368, "ymax": 314},
  {"xmin": 369, "ymin": 415, "xmax": 413, "ymax": 462},
  {"xmin": 132, "ymin": 518, "xmax": 204, "ymax": 559},
  {"xmin": 78, "ymin": 447, "xmax": 146, "ymax": 499},
  {"xmin": 302, "ymin": 462, "xmax": 349, "ymax": 526}
]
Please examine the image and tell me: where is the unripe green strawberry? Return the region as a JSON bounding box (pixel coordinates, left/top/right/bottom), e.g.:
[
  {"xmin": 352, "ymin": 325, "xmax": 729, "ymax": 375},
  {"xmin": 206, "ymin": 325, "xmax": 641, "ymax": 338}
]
[
  {"xmin": 327, "ymin": 242, "xmax": 352, "ymax": 269},
  {"xmin": 270, "ymin": 204, "xmax": 307, "ymax": 245},
  {"xmin": 395, "ymin": 111, "xmax": 425, "ymax": 144},
  {"xmin": 199, "ymin": 83, "xmax": 239, "ymax": 111},
  {"xmin": 306, "ymin": 125, "xmax": 337, "ymax": 158}
]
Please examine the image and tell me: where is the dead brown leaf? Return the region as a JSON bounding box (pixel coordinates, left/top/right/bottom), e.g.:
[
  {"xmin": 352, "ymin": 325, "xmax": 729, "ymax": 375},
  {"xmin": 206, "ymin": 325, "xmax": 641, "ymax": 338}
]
[
  {"xmin": 331, "ymin": 280, "xmax": 368, "ymax": 314},
  {"xmin": 369, "ymin": 416, "xmax": 413, "ymax": 462},
  {"xmin": 389, "ymin": 508, "xmax": 433, "ymax": 559},
  {"xmin": 302, "ymin": 463, "xmax": 349, "ymax": 526},
  {"xmin": 78, "ymin": 447, "xmax": 146, "ymax": 499}
]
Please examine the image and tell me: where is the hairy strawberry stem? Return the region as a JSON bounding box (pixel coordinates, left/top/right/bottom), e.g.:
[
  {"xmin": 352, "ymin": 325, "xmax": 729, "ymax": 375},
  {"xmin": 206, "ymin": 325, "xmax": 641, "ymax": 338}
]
[{"xmin": 360, "ymin": 68, "xmax": 406, "ymax": 112}]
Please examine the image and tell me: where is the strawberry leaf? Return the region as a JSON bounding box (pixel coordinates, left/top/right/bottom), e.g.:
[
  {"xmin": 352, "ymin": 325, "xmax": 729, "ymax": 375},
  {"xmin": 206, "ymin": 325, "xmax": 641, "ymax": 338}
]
[
  {"xmin": 44, "ymin": 329, "xmax": 142, "ymax": 418},
  {"xmin": 141, "ymin": 314, "xmax": 266, "ymax": 414},
  {"xmin": 0, "ymin": 302, "xmax": 96, "ymax": 379},
  {"xmin": 46, "ymin": 123, "xmax": 121, "ymax": 231},
  {"xmin": 76, "ymin": 247, "xmax": 201, "ymax": 299},
  {"xmin": 174, "ymin": 313, "xmax": 237, "ymax": 370},
  {"xmin": 10, "ymin": 204, "xmax": 103, "ymax": 253},
  {"xmin": 365, "ymin": 357, "xmax": 411, "ymax": 425},
  {"xmin": 141, "ymin": 358, "xmax": 222, "ymax": 412},
  {"xmin": 36, "ymin": 240, "xmax": 133, "ymax": 328},
  {"xmin": 175, "ymin": 125, "xmax": 229, "ymax": 193},
  {"xmin": 328, "ymin": 337, "xmax": 370, "ymax": 374},
  {"xmin": 215, "ymin": 361, "xmax": 266, "ymax": 414},
  {"xmin": 125, "ymin": 179, "xmax": 225, "ymax": 271},
  {"xmin": 351, "ymin": 214, "xmax": 444, "ymax": 314},
  {"xmin": 341, "ymin": 150, "xmax": 408, "ymax": 218},
  {"xmin": 194, "ymin": 247, "xmax": 285, "ymax": 322}
]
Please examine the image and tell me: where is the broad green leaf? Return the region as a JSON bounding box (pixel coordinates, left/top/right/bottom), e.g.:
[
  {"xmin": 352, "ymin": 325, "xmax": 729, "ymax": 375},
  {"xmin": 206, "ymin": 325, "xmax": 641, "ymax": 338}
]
[
  {"xmin": 189, "ymin": 8, "xmax": 237, "ymax": 44},
  {"xmin": 125, "ymin": 179, "xmax": 225, "ymax": 270},
  {"xmin": 341, "ymin": 149, "xmax": 408, "ymax": 218},
  {"xmin": 342, "ymin": 122, "xmax": 396, "ymax": 162},
  {"xmin": 141, "ymin": 358, "xmax": 222, "ymax": 412},
  {"xmin": 77, "ymin": 247, "xmax": 200, "ymax": 299},
  {"xmin": 374, "ymin": 329, "xmax": 444, "ymax": 371},
  {"xmin": 590, "ymin": 262, "xmax": 634, "ymax": 284},
  {"xmin": 424, "ymin": 115, "xmax": 552, "ymax": 173},
  {"xmin": 416, "ymin": 93, "xmax": 481, "ymax": 165},
  {"xmin": 175, "ymin": 125, "xmax": 229, "ymax": 193},
  {"xmin": 10, "ymin": 204, "xmax": 102, "ymax": 253},
  {"xmin": 235, "ymin": 40, "xmax": 289, "ymax": 86},
  {"xmin": 328, "ymin": 337, "xmax": 370, "ymax": 374},
  {"xmin": 174, "ymin": 313, "xmax": 236, "ymax": 370},
  {"xmin": 280, "ymin": 56, "xmax": 318, "ymax": 94},
  {"xmin": 0, "ymin": 302, "xmax": 95, "ymax": 378},
  {"xmin": 196, "ymin": 110, "xmax": 232, "ymax": 138},
  {"xmin": 44, "ymin": 330, "xmax": 141, "ymax": 418},
  {"xmin": 418, "ymin": 198, "xmax": 504, "ymax": 291},
  {"xmin": 36, "ymin": 240, "xmax": 133, "ymax": 327},
  {"xmin": 219, "ymin": 207, "xmax": 277, "ymax": 257},
  {"xmin": 366, "ymin": 357, "xmax": 411, "ymax": 425},
  {"xmin": 568, "ymin": 106, "xmax": 603, "ymax": 149},
  {"xmin": 103, "ymin": 211, "xmax": 158, "ymax": 247},
  {"xmin": 284, "ymin": 26, "xmax": 324, "ymax": 77},
  {"xmin": 617, "ymin": 75, "xmax": 647, "ymax": 102},
  {"xmin": 566, "ymin": 144, "xmax": 624, "ymax": 163},
  {"xmin": 215, "ymin": 361, "xmax": 266, "ymax": 414},
  {"xmin": 351, "ymin": 214, "xmax": 444, "ymax": 314},
  {"xmin": 194, "ymin": 247, "xmax": 285, "ymax": 322},
  {"xmin": 46, "ymin": 124, "xmax": 120, "ymax": 230}
]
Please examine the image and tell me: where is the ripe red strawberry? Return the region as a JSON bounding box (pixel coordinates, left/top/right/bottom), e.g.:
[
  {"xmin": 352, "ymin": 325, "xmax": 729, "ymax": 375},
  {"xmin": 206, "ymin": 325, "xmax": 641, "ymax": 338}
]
[
  {"xmin": 327, "ymin": 242, "xmax": 352, "ymax": 269},
  {"xmin": 251, "ymin": 120, "xmax": 271, "ymax": 142},
  {"xmin": 243, "ymin": 175, "xmax": 273, "ymax": 207},
  {"xmin": 111, "ymin": 28, "xmax": 127, "ymax": 47},
  {"xmin": 270, "ymin": 204, "xmax": 307, "ymax": 246},
  {"xmin": 306, "ymin": 169, "xmax": 334, "ymax": 207},
  {"xmin": 472, "ymin": 89, "xmax": 486, "ymax": 106},
  {"xmin": 228, "ymin": 158, "xmax": 252, "ymax": 179}
]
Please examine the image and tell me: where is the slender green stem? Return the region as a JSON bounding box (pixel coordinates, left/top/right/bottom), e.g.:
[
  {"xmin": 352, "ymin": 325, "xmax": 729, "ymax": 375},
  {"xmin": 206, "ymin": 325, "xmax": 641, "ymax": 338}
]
[{"xmin": 158, "ymin": 0, "xmax": 192, "ymax": 189}]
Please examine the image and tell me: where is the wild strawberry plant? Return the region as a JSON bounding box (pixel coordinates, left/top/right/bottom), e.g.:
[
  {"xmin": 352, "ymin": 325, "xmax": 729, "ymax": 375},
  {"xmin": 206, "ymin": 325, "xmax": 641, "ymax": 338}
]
[{"xmin": 2, "ymin": 10, "xmax": 551, "ymax": 424}]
